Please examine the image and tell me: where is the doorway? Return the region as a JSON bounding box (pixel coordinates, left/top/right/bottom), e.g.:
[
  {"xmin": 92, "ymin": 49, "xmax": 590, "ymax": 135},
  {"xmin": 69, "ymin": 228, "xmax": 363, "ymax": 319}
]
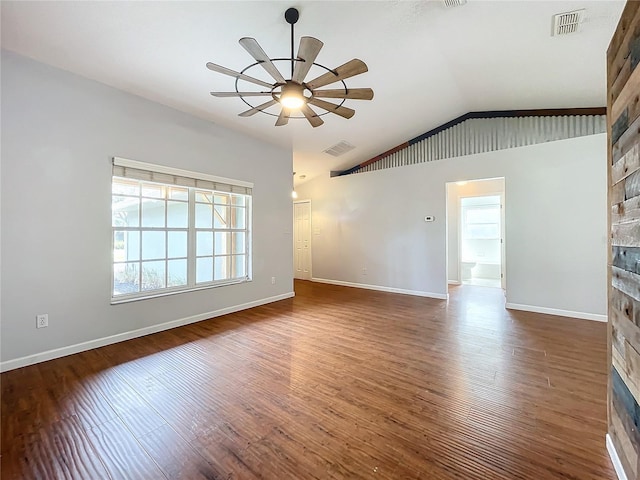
[
  {"xmin": 460, "ymin": 195, "xmax": 502, "ymax": 287},
  {"xmin": 446, "ymin": 178, "xmax": 505, "ymax": 289},
  {"xmin": 293, "ymin": 200, "xmax": 312, "ymax": 280}
]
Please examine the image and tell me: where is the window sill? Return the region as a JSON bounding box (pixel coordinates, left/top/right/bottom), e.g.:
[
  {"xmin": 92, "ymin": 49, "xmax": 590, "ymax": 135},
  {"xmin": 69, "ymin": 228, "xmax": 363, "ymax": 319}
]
[{"xmin": 110, "ymin": 278, "xmax": 250, "ymax": 305}]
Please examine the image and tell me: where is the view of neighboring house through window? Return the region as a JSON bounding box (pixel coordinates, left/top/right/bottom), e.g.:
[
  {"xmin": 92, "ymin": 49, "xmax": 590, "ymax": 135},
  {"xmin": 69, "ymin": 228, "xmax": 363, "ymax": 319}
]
[{"xmin": 111, "ymin": 158, "xmax": 252, "ymax": 302}]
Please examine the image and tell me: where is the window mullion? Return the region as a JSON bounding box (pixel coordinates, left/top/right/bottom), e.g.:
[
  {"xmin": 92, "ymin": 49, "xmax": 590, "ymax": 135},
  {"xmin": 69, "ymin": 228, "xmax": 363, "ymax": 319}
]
[
  {"xmin": 138, "ymin": 190, "xmax": 142, "ymax": 292},
  {"xmin": 187, "ymin": 188, "xmax": 196, "ymax": 287},
  {"xmin": 246, "ymin": 198, "xmax": 251, "ymax": 279},
  {"xmin": 214, "ymin": 231, "xmax": 219, "ymax": 281},
  {"xmin": 164, "ymin": 195, "xmax": 168, "ymax": 290}
]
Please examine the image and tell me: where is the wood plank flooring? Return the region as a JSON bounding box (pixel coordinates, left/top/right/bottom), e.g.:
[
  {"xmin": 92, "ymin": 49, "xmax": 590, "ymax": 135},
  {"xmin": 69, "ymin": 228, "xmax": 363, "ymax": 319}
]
[{"xmin": 1, "ymin": 281, "xmax": 614, "ymax": 479}]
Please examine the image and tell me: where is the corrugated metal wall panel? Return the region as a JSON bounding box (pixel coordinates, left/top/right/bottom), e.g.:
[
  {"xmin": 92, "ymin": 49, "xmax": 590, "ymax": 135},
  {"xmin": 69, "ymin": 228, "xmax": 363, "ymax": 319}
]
[{"xmin": 353, "ymin": 115, "xmax": 606, "ymax": 174}]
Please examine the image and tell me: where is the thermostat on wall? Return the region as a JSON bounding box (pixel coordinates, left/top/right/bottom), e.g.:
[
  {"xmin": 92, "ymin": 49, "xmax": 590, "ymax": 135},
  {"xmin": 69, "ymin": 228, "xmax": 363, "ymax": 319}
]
[{"xmin": 424, "ymin": 216, "xmax": 435, "ymax": 222}]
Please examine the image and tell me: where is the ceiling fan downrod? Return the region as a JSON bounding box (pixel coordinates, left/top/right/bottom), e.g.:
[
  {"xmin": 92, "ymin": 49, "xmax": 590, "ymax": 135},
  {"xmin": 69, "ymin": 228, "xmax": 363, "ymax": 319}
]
[{"xmin": 285, "ymin": 8, "xmax": 299, "ymax": 79}]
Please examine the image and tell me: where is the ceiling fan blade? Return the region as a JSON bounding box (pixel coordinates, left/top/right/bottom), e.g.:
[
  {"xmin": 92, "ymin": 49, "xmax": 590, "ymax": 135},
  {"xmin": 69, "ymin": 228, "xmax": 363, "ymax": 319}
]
[
  {"xmin": 313, "ymin": 88, "xmax": 374, "ymax": 100},
  {"xmin": 275, "ymin": 109, "xmax": 290, "ymax": 127},
  {"xmin": 299, "ymin": 104, "xmax": 324, "ymax": 128},
  {"xmin": 210, "ymin": 91, "xmax": 273, "ymax": 97},
  {"xmin": 238, "ymin": 99, "xmax": 278, "ymax": 117},
  {"xmin": 206, "ymin": 62, "xmax": 274, "ymax": 89},
  {"xmin": 292, "ymin": 36, "xmax": 323, "ymax": 84},
  {"xmin": 308, "ymin": 98, "xmax": 355, "ymax": 119},
  {"xmin": 305, "ymin": 59, "xmax": 368, "ymax": 90},
  {"xmin": 239, "ymin": 37, "xmax": 287, "ymax": 84}
]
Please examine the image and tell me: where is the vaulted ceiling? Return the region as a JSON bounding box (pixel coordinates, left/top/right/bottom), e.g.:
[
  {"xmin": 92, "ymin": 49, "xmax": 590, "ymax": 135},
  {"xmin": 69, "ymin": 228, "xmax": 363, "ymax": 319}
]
[{"xmin": 1, "ymin": 1, "xmax": 625, "ymax": 186}]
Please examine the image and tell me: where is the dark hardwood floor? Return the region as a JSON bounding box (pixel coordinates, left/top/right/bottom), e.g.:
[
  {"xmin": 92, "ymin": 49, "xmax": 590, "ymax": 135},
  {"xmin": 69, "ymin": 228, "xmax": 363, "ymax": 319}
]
[{"xmin": 1, "ymin": 281, "xmax": 614, "ymax": 479}]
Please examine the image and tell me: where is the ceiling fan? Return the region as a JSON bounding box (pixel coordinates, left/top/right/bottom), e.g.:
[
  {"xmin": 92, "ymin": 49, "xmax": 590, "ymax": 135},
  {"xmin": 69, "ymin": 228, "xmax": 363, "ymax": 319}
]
[{"xmin": 206, "ymin": 7, "xmax": 373, "ymax": 128}]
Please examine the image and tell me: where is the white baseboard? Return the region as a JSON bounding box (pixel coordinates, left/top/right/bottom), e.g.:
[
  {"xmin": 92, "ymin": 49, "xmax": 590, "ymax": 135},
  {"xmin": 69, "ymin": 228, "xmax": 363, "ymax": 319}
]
[
  {"xmin": 0, "ymin": 292, "xmax": 295, "ymax": 373},
  {"xmin": 311, "ymin": 277, "xmax": 448, "ymax": 300},
  {"xmin": 448, "ymin": 280, "xmax": 461, "ymax": 285},
  {"xmin": 607, "ymin": 434, "xmax": 629, "ymax": 480},
  {"xmin": 505, "ymin": 302, "xmax": 607, "ymax": 322}
]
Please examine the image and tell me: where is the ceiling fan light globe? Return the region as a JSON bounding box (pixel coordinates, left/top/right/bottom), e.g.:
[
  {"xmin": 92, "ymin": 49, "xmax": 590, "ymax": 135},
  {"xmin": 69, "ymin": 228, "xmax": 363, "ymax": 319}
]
[{"xmin": 280, "ymin": 94, "xmax": 306, "ymax": 110}]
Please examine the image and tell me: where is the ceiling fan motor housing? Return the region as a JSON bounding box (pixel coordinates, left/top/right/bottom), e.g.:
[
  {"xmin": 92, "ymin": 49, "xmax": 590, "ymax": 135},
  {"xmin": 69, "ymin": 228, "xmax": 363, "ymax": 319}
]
[{"xmin": 285, "ymin": 8, "xmax": 299, "ymax": 25}]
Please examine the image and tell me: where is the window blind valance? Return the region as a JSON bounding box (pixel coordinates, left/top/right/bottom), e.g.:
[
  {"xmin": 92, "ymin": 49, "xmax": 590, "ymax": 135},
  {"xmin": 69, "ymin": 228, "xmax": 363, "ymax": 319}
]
[{"xmin": 112, "ymin": 157, "xmax": 253, "ymax": 195}]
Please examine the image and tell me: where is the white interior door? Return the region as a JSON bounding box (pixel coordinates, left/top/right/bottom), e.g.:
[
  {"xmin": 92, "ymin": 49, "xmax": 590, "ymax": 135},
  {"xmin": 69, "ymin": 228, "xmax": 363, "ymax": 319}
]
[{"xmin": 294, "ymin": 201, "xmax": 311, "ymax": 280}]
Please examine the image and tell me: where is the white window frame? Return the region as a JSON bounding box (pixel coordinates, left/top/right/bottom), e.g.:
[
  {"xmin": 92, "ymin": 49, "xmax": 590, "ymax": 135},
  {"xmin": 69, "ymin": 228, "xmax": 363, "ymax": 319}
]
[{"xmin": 111, "ymin": 157, "xmax": 253, "ymax": 304}]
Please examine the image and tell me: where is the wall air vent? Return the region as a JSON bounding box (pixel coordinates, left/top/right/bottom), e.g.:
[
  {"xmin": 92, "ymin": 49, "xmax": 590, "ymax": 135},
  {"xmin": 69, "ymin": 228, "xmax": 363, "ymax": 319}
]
[
  {"xmin": 443, "ymin": 0, "xmax": 467, "ymax": 7},
  {"xmin": 552, "ymin": 9, "xmax": 585, "ymax": 36},
  {"xmin": 324, "ymin": 141, "xmax": 356, "ymax": 157}
]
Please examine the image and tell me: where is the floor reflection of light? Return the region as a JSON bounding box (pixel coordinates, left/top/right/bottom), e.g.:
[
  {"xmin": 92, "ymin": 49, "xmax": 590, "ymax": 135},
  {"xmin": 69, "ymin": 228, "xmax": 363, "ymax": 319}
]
[{"xmin": 446, "ymin": 285, "xmax": 513, "ymax": 412}]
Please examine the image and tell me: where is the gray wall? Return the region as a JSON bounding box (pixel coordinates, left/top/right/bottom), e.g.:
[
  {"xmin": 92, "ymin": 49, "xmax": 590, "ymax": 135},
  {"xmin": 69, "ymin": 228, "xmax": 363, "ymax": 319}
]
[
  {"xmin": 297, "ymin": 134, "xmax": 608, "ymax": 318},
  {"xmin": 1, "ymin": 51, "xmax": 294, "ymax": 365}
]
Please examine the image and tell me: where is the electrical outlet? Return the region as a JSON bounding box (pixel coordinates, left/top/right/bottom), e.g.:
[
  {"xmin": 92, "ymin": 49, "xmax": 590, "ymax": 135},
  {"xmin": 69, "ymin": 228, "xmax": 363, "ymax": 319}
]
[
  {"xmin": 36, "ymin": 314, "xmax": 48, "ymax": 329},
  {"xmin": 271, "ymin": 277, "xmax": 276, "ymax": 285},
  {"xmin": 362, "ymin": 267, "xmax": 367, "ymax": 275}
]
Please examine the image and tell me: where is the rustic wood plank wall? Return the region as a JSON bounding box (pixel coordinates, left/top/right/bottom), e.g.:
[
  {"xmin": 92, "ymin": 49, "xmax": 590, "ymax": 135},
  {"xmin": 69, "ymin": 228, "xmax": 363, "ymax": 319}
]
[{"xmin": 609, "ymin": 2, "xmax": 640, "ymax": 479}]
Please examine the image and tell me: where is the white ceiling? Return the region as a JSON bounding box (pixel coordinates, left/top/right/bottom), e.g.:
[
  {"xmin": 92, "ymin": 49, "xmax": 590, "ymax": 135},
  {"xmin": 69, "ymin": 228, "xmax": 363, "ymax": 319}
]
[{"xmin": 0, "ymin": 1, "xmax": 625, "ymax": 186}]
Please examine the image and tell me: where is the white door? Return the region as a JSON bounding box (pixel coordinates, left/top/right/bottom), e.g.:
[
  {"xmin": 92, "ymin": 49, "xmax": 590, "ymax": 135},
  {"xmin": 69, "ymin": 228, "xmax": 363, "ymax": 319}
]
[{"xmin": 294, "ymin": 201, "xmax": 311, "ymax": 280}]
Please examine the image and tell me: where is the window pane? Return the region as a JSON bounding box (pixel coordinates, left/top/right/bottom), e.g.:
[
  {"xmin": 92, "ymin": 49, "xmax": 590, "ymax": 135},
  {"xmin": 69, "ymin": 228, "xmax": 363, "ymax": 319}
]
[
  {"xmin": 168, "ymin": 259, "xmax": 187, "ymax": 287},
  {"xmin": 214, "ymin": 194, "xmax": 229, "ymax": 205},
  {"xmin": 141, "ymin": 261, "xmax": 166, "ymax": 291},
  {"xmin": 461, "ymin": 195, "xmax": 500, "ymax": 208},
  {"xmin": 169, "ymin": 187, "xmax": 188, "ymax": 201},
  {"xmin": 196, "ymin": 257, "xmax": 213, "ymax": 283},
  {"xmin": 127, "ymin": 231, "xmax": 141, "ymax": 261},
  {"xmin": 167, "ymin": 201, "xmax": 188, "ymax": 228},
  {"xmin": 168, "ymin": 231, "xmax": 187, "ymax": 259},
  {"xmin": 215, "ymin": 232, "xmax": 230, "ymax": 255},
  {"xmin": 195, "ymin": 204, "xmax": 212, "ymax": 228},
  {"xmin": 195, "ymin": 191, "xmax": 213, "ymax": 203},
  {"xmin": 142, "ymin": 199, "xmax": 165, "ymax": 228},
  {"xmin": 197, "ymin": 231, "xmax": 213, "ymax": 256},
  {"xmin": 196, "ymin": 232, "xmax": 213, "ymax": 257},
  {"xmin": 114, "ymin": 231, "xmax": 125, "ymax": 262},
  {"xmin": 112, "ymin": 196, "xmax": 139, "ymax": 227},
  {"xmin": 466, "ymin": 224, "xmax": 499, "ymax": 239},
  {"xmin": 467, "ymin": 207, "xmax": 499, "ymax": 224},
  {"xmin": 141, "ymin": 183, "xmax": 165, "ymax": 198},
  {"xmin": 214, "ymin": 205, "xmax": 229, "ymax": 228},
  {"xmin": 230, "ymin": 207, "xmax": 245, "ymax": 229},
  {"xmin": 113, "ymin": 262, "xmax": 139, "ymax": 296},
  {"xmin": 232, "ymin": 232, "xmax": 245, "ymax": 254},
  {"xmin": 114, "ymin": 231, "xmax": 140, "ymax": 262},
  {"xmin": 231, "ymin": 195, "xmax": 245, "ymax": 206},
  {"xmin": 142, "ymin": 231, "xmax": 166, "ymax": 260},
  {"xmin": 113, "ymin": 178, "xmax": 139, "ymax": 196},
  {"xmin": 231, "ymin": 255, "xmax": 245, "ymax": 278},
  {"xmin": 214, "ymin": 256, "xmax": 229, "ymax": 281}
]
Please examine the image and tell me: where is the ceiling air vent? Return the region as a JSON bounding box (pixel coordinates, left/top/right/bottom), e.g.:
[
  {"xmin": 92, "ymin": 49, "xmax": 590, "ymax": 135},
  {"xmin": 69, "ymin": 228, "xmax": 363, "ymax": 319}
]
[
  {"xmin": 324, "ymin": 141, "xmax": 356, "ymax": 157},
  {"xmin": 443, "ymin": 0, "xmax": 467, "ymax": 7},
  {"xmin": 552, "ymin": 9, "xmax": 585, "ymax": 36}
]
